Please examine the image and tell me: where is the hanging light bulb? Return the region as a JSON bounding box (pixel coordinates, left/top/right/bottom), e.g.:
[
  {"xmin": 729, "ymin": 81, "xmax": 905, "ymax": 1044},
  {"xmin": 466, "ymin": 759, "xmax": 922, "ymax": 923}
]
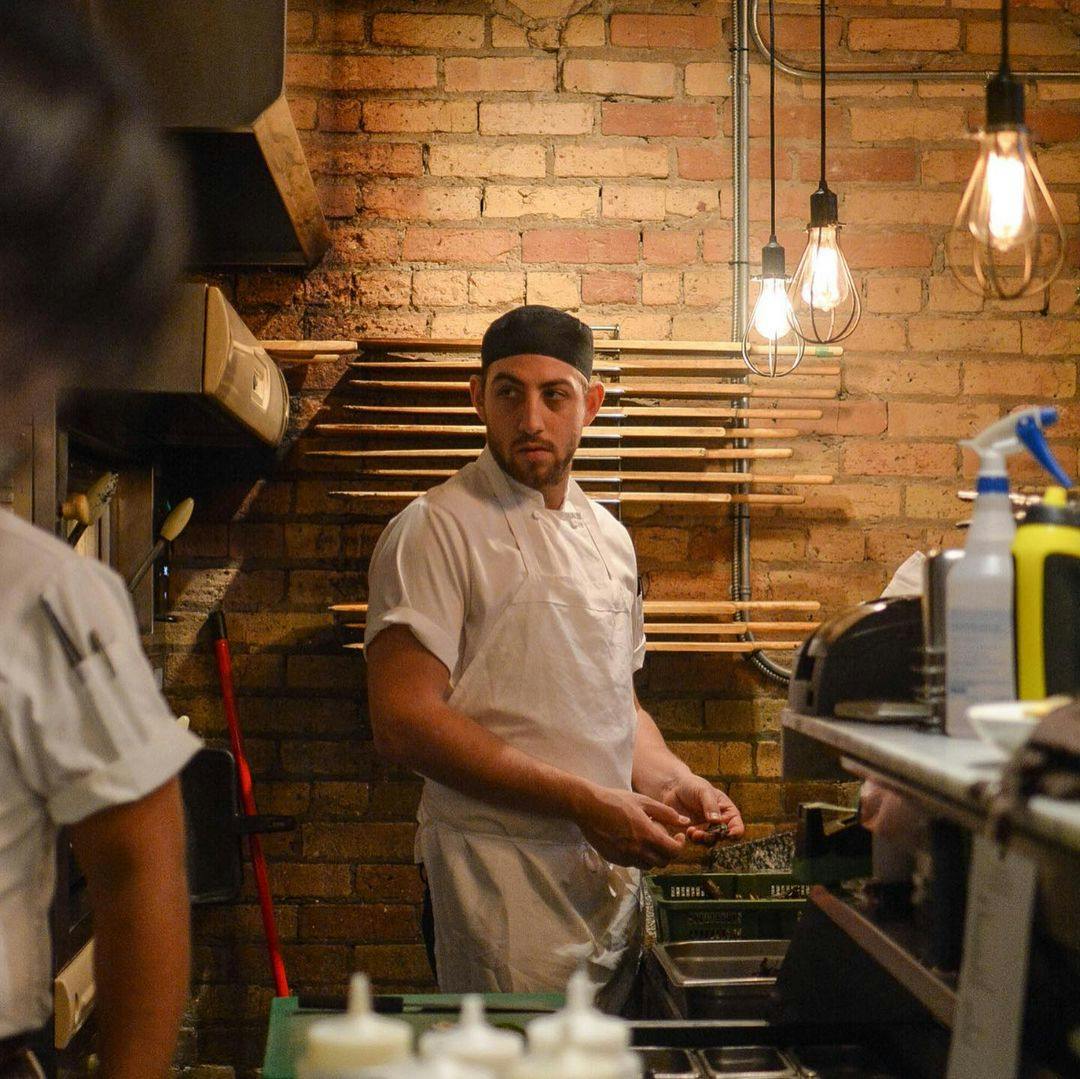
[
  {"xmin": 744, "ymin": 240, "xmax": 805, "ymax": 378},
  {"xmin": 741, "ymin": 0, "xmax": 804, "ymax": 378},
  {"xmin": 788, "ymin": 0, "xmax": 860, "ymax": 344},
  {"xmin": 946, "ymin": 0, "xmax": 1065, "ymax": 299}
]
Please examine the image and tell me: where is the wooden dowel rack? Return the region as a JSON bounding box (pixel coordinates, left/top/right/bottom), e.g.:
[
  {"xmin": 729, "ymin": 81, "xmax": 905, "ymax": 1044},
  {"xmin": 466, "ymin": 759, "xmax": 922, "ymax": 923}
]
[
  {"xmin": 340, "ymin": 404, "xmax": 826, "ymax": 420},
  {"xmin": 339, "ymin": 468, "xmax": 833, "ymax": 486},
  {"xmin": 306, "ymin": 447, "xmax": 796, "ymax": 461},
  {"xmin": 327, "ymin": 489, "xmax": 806, "ymax": 506},
  {"xmin": 346, "ymin": 378, "xmax": 837, "ymax": 400},
  {"xmin": 316, "ymin": 422, "xmax": 798, "ymax": 441},
  {"xmin": 309, "ymin": 334, "xmax": 840, "ymax": 658}
]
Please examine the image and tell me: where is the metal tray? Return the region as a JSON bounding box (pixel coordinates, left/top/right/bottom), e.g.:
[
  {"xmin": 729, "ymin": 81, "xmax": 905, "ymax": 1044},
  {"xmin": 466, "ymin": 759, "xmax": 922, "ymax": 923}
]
[
  {"xmin": 700, "ymin": 1046, "xmax": 798, "ymax": 1078},
  {"xmin": 636, "ymin": 1046, "xmax": 703, "ymax": 1078},
  {"xmin": 653, "ymin": 939, "xmax": 789, "ymax": 989}
]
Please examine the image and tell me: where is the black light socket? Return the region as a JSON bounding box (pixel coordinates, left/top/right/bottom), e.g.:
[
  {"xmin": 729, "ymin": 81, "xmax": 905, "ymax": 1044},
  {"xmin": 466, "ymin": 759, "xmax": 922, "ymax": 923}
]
[
  {"xmin": 760, "ymin": 238, "xmax": 786, "ymax": 278},
  {"xmin": 986, "ymin": 70, "xmax": 1026, "ymax": 130},
  {"xmin": 809, "ymin": 184, "xmax": 839, "ymax": 228}
]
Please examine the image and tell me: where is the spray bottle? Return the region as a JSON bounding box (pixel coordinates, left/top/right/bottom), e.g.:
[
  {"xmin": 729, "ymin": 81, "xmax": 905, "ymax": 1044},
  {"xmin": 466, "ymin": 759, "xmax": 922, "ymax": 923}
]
[{"xmin": 945, "ymin": 407, "xmax": 1059, "ymax": 736}]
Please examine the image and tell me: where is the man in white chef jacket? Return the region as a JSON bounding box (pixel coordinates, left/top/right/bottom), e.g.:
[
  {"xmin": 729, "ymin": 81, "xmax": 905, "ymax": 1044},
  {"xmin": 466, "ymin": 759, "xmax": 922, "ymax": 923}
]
[
  {"xmin": 0, "ymin": 6, "xmax": 200, "ymax": 1077},
  {"xmin": 366, "ymin": 305, "xmax": 745, "ymax": 1010}
]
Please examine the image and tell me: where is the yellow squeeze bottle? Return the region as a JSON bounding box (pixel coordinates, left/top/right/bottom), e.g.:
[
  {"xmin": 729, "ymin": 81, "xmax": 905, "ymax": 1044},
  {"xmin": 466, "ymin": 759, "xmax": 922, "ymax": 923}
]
[{"xmin": 1012, "ymin": 486, "xmax": 1080, "ymax": 699}]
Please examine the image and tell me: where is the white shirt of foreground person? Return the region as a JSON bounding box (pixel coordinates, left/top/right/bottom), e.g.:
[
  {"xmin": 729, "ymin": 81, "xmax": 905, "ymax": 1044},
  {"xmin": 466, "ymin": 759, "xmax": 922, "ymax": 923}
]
[
  {"xmin": 365, "ymin": 447, "xmax": 646, "ymax": 1009},
  {"xmin": 0, "ymin": 509, "xmax": 200, "ymax": 1038}
]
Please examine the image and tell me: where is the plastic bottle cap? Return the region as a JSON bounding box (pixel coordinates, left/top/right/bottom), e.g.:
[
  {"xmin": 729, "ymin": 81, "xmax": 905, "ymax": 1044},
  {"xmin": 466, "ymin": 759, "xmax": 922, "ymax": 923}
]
[
  {"xmin": 526, "ymin": 972, "xmax": 630, "ymax": 1058},
  {"xmin": 300, "ymin": 974, "xmax": 412, "ymax": 1073},
  {"xmin": 418, "ymin": 995, "xmax": 523, "ymax": 1071}
]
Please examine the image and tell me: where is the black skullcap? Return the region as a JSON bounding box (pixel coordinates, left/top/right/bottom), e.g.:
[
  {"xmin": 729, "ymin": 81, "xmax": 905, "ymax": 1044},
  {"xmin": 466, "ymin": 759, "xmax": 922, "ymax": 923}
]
[{"xmin": 481, "ymin": 305, "xmax": 593, "ymax": 379}]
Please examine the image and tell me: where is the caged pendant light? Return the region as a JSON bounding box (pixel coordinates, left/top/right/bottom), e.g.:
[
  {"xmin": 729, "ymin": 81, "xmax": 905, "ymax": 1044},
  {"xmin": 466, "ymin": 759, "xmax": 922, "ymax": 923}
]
[
  {"xmin": 742, "ymin": 0, "xmax": 804, "ymax": 378},
  {"xmin": 788, "ymin": 0, "xmax": 860, "ymax": 344},
  {"xmin": 946, "ymin": 0, "xmax": 1065, "ymax": 299}
]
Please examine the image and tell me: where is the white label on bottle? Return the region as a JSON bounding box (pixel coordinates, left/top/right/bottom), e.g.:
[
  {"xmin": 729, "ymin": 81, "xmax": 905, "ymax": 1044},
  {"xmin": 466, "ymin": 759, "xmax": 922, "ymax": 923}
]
[{"xmin": 946, "ymin": 607, "xmax": 1016, "ymax": 735}]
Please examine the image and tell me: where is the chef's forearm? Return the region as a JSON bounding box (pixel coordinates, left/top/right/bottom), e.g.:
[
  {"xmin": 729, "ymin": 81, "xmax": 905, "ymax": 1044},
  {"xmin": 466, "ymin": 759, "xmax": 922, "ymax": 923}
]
[
  {"xmin": 377, "ymin": 691, "xmax": 595, "ymax": 821},
  {"xmin": 69, "ymin": 780, "xmax": 190, "ymax": 1079},
  {"xmin": 631, "ymin": 702, "xmax": 693, "ymax": 801}
]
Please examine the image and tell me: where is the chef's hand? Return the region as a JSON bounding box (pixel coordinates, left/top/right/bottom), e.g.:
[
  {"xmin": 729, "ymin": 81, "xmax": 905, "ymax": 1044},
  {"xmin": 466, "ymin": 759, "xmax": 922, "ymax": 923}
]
[
  {"xmin": 661, "ymin": 774, "xmax": 745, "ymax": 844},
  {"xmin": 575, "ymin": 786, "xmax": 689, "ymax": 869}
]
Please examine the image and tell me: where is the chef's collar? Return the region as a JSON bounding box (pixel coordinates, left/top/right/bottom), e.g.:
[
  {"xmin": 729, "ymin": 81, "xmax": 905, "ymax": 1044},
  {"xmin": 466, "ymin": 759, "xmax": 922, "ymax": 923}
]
[{"xmin": 477, "ymin": 446, "xmax": 581, "ymax": 515}]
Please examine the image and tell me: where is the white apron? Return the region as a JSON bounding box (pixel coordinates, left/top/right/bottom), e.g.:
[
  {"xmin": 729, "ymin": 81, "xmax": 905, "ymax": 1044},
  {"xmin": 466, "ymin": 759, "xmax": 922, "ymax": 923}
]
[{"xmin": 417, "ymin": 466, "xmax": 643, "ymax": 1011}]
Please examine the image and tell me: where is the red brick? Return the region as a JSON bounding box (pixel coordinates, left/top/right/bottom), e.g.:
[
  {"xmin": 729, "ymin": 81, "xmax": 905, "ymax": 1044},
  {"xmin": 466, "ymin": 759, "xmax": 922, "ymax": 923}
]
[
  {"xmin": 581, "ymin": 271, "xmax": 638, "ymax": 305},
  {"xmin": 563, "ymin": 60, "xmax": 676, "ymax": 98},
  {"xmin": 480, "ymin": 102, "xmax": 594, "ymax": 136},
  {"xmin": 363, "ymin": 100, "xmax": 476, "ymax": 134},
  {"xmin": 371, "ymin": 14, "xmax": 484, "ymax": 49},
  {"xmin": 303, "ymin": 822, "xmax": 416, "ymax": 862},
  {"xmin": 849, "ymin": 18, "xmax": 961, "ymax": 52},
  {"xmin": 842, "ymin": 440, "xmax": 956, "ymax": 478},
  {"xmin": 316, "ymin": 178, "xmax": 358, "ymax": 219},
  {"xmin": 352, "ymin": 944, "xmax": 434, "ymax": 987},
  {"xmin": 601, "ymin": 186, "xmax": 665, "ymax": 221},
  {"xmin": 555, "ymin": 145, "xmax": 669, "ymax": 179},
  {"xmin": 609, "ymin": 14, "xmax": 721, "ymax": 49},
  {"xmin": 485, "ymin": 185, "xmax": 598, "ymax": 220},
  {"xmin": 845, "ymin": 358, "xmax": 961, "ymax": 397},
  {"xmin": 798, "ymin": 147, "xmax": 917, "ymax": 184},
  {"xmin": 908, "ymin": 317, "xmax": 1021, "ymax": 353},
  {"xmin": 444, "ymin": 57, "xmax": 556, "ymax": 93},
  {"xmin": 316, "ymin": 11, "xmax": 365, "ymax": 43},
  {"xmin": 236, "ymin": 272, "xmax": 303, "ymax": 307},
  {"xmin": 807, "ymin": 525, "xmax": 866, "ymax": 563},
  {"xmin": 522, "ymin": 228, "xmax": 638, "ymax": 265},
  {"xmin": 963, "ymin": 360, "xmax": 1076, "ymax": 398},
  {"xmin": 287, "ymin": 10, "xmax": 314, "ymax": 44},
  {"xmin": 842, "ymin": 232, "xmax": 934, "ymax": 270},
  {"xmin": 316, "ymin": 98, "xmax": 361, "ymax": 133},
  {"xmin": 328, "ymin": 226, "xmax": 402, "ymax": 264},
  {"xmin": 300, "ymin": 903, "xmax": 418, "ymax": 943},
  {"xmin": 764, "ymin": 14, "xmax": 843, "ymax": 52},
  {"xmin": 678, "ymin": 147, "xmax": 732, "ymax": 181},
  {"xmin": 428, "ymin": 144, "xmax": 546, "ymax": 179},
  {"xmin": 288, "ymin": 94, "xmax": 317, "ymax": 130},
  {"xmin": 643, "ymin": 230, "xmax": 698, "ymax": 265},
  {"xmin": 362, "ymin": 182, "xmax": 481, "ymax": 223},
  {"xmin": 968, "ymin": 20, "xmax": 1079, "ymax": 57},
  {"xmin": 685, "ymin": 63, "xmax": 729, "ymax": 97},
  {"xmin": 305, "ymin": 141, "xmax": 423, "ymax": 178},
  {"xmin": 402, "ymin": 229, "xmax": 517, "ymax": 264},
  {"xmin": 888, "ymin": 401, "xmax": 1000, "ymax": 438},
  {"xmin": 602, "ymin": 103, "xmax": 718, "ymax": 138},
  {"xmin": 286, "ymin": 55, "xmax": 437, "ymax": 91}
]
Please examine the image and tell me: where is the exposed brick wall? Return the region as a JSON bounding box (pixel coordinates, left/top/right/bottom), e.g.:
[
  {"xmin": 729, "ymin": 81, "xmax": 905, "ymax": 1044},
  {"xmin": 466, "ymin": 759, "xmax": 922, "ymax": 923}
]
[{"xmin": 168, "ymin": 2, "xmax": 1080, "ymax": 1072}]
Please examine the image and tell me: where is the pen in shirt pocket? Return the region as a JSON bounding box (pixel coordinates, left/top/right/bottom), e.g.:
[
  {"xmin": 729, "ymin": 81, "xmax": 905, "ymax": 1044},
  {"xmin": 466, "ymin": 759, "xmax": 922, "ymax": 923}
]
[{"xmin": 39, "ymin": 597, "xmax": 86, "ymax": 679}]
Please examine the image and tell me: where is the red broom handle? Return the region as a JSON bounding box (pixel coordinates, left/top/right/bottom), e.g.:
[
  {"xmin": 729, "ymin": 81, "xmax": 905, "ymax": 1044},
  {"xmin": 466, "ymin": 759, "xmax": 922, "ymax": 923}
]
[{"xmin": 211, "ymin": 611, "xmax": 290, "ymax": 998}]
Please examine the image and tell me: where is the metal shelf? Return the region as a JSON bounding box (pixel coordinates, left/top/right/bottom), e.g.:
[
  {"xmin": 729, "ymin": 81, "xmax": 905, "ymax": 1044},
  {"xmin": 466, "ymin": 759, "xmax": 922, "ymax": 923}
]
[{"xmin": 810, "ymin": 887, "xmax": 957, "ymax": 1029}]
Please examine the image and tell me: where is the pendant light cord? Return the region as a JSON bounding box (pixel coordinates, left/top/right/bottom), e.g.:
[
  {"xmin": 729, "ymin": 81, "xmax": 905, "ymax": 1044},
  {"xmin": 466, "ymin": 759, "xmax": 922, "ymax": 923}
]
[
  {"xmin": 769, "ymin": 0, "xmax": 777, "ymax": 240},
  {"xmin": 819, "ymin": 0, "xmax": 826, "ymax": 185}
]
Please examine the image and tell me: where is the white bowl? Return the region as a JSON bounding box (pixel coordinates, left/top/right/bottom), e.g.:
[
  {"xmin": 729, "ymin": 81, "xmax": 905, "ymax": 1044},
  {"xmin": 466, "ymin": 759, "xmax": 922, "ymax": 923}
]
[{"xmin": 967, "ymin": 704, "xmax": 1038, "ymax": 756}]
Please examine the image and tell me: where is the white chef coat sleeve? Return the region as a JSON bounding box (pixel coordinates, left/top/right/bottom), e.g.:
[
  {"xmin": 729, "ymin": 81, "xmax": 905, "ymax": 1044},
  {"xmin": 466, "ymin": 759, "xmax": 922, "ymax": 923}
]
[
  {"xmin": 364, "ymin": 501, "xmax": 466, "ymax": 676},
  {"xmin": 4, "ymin": 557, "xmax": 201, "ymax": 826}
]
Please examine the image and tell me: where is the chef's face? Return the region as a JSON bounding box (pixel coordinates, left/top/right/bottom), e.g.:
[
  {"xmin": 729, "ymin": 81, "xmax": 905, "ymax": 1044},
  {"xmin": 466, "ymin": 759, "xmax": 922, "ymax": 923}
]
[{"xmin": 470, "ymin": 354, "xmax": 604, "ymax": 496}]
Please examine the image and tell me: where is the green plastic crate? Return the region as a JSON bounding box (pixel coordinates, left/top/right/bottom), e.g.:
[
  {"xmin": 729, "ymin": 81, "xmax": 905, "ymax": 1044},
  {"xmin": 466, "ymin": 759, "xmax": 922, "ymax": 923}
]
[{"xmin": 646, "ymin": 871, "xmax": 809, "ymax": 943}]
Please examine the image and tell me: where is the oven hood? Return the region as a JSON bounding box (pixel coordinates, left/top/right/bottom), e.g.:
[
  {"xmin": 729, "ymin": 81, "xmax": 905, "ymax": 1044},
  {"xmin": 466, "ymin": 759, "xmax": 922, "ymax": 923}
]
[
  {"xmin": 91, "ymin": 0, "xmax": 329, "ymax": 270},
  {"xmin": 62, "ymin": 285, "xmax": 290, "ymax": 453}
]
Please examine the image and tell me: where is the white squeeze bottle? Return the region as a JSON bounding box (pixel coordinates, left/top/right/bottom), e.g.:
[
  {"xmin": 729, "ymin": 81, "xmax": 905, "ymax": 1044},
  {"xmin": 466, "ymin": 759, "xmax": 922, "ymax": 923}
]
[
  {"xmin": 945, "ymin": 407, "xmax": 1058, "ymax": 736},
  {"xmin": 418, "ymin": 995, "xmax": 524, "ymax": 1077},
  {"xmin": 526, "ymin": 971, "xmax": 641, "ymax": 1079},
  {"xmin": 296, "ymin": 973, "xmax": 412, "ymax": 1077}
]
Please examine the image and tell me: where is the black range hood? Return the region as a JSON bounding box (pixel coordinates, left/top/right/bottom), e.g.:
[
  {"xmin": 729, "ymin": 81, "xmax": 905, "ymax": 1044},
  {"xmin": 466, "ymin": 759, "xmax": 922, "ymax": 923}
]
[{"xmin": 92, "ymin": 0, "xmax": 329, "ymax": 270}]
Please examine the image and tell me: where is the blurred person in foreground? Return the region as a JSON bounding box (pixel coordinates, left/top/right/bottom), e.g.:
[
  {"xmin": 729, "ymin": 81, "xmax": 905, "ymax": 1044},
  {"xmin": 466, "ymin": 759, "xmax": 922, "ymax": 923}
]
[{"xmin": 0, "ymin": 4, "xmax": 200, "ymax": 1077}]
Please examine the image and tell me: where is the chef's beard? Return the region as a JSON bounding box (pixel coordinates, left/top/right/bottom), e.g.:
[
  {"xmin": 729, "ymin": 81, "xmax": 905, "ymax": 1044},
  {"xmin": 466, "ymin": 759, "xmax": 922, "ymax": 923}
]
[{"xmin": 488, "ymin": 436, "xmax": 577, "ymax": 494}]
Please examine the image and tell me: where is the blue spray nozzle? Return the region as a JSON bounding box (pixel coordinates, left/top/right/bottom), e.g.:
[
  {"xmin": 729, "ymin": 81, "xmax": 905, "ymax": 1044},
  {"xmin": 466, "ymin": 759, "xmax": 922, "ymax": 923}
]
[{"xmin": 1016, "ymin": 412, "xmax": 1072, "ymax": 488}]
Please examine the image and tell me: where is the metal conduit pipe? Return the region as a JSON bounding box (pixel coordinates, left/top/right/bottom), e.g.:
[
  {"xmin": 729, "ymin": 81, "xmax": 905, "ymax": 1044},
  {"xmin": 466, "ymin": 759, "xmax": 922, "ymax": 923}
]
[
  {"xmin": 729, "ymin": 0, "xmax": 1080, "ymax": 686},
  {"xmin": 748, "ymin": 0, "xmax": 1080, "ymax": 83},
  {"xmin": 730, "ymin": 0, "xmax": 792, "ymax": 684}
]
